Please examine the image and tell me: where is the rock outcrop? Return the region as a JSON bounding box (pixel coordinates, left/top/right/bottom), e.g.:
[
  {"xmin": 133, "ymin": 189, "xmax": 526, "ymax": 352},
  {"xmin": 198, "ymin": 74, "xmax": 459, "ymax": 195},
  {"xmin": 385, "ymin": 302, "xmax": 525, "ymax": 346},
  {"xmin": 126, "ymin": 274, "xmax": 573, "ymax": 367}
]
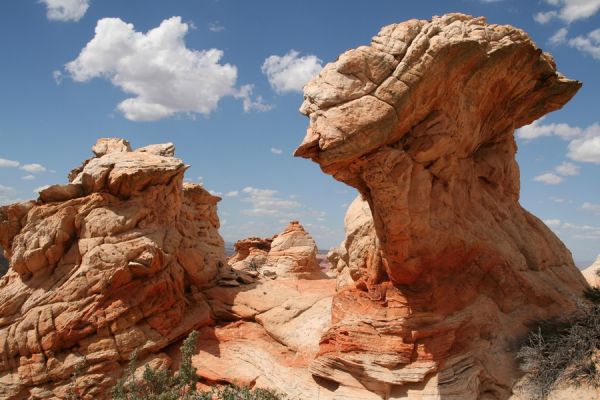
[
  {"xmin": 295, "ymin": 13, "xmax": 588, "ymax": 399},
  {"xmin": 0, "ymin": 139, "xmax": 225, "ymax": 398},
  {"xmin": 582, "ymin": 255, "xmax": 600, "ymax": 287},
  {"xmin": 228, "ymin": 237, "xmax": 273, "ymax": 272},
  {"xmin": 229, "ymin": 221, "xmax": 323, "ymax": 280}
]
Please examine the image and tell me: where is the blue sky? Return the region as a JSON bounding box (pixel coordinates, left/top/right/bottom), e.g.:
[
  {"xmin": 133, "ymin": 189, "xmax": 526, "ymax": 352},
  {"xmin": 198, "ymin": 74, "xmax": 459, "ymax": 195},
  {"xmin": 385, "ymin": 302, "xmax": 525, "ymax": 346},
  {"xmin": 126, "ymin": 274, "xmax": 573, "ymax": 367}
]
[{"xmin": 0, "ymin": 0, "xmax": 599, "ymax": 265}]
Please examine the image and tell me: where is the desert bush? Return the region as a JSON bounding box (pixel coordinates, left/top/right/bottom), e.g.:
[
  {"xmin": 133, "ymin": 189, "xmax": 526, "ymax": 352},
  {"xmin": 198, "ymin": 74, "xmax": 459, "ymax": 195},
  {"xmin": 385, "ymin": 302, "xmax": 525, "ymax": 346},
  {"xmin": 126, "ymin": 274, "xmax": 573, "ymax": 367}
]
[
  {"xmin": 516, "ymin": 300, "xmax": 600, "ymax": 399},
  {"xmin": 111, "ymin": 330, "xmax": 283, "ymax": 400}
]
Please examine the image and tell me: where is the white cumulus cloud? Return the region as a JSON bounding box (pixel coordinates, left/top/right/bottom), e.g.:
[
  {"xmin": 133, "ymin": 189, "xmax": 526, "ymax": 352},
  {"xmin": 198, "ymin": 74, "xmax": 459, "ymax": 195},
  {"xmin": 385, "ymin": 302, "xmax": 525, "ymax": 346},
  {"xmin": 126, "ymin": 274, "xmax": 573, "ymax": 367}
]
[
  {"xmin": 270, "ymin": 147, "xmax": 283, "ymax": 155},
  {"xmin": 65, "ymin": 17, "xmax": 266, "ymax": 121},
  {"xmin": 534, "ymin": 172, "xmax": 564, "ymax": 184},
  {"xmin": 262, "ymin": 50, "xmax": 323, "ymax": 93},
  {"xmin": 40, "ymin": 0, "xmax": 90, "ymax": 22},
  {"xmin": 225, "ymin": 191, "xmax": 239, "ymax": 197},
  {"xmin": 534, "ymin": 0, "xmax": 600, "ymax": 23}
]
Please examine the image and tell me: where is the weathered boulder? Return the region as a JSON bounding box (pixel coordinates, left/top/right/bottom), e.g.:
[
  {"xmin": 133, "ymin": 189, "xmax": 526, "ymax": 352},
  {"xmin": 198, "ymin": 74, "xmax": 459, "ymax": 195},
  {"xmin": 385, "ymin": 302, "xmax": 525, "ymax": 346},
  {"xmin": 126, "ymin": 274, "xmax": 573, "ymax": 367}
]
[
  {"xmin": 327, "ymin": 196, "xmax": 378, "ymax": 290},
  {"xmin": 228, "ymin": 236, "xmax": 273, "ymax": 272},
  {"xmin": 229, "ymin": 221, "xmax": 324, "ymax": 280},
  {"xmin": 0, "ymin": 139, "xmax": 225, "ymax": 399},
  {"xmin": 264, "ymin": 221, "xmax": 322, "ymax": 279},
  {"xmin": 296, "ymin": 13, "xmax": 588, "ymax": 399},
  {"xmin": 582, "ymin": 255, "xmax": 600, "ymax": 287}
]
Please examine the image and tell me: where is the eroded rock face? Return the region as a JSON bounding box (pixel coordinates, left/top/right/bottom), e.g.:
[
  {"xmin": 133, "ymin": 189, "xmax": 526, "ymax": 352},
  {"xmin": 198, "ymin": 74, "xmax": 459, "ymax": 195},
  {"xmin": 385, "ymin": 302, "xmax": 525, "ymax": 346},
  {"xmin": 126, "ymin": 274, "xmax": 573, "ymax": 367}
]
[
  {"xmin": 327, "ymin": 196, "xmax": 379, "ymax": 290},
  {"xmin": 296, "ymin": 13, "xmax": 588, "ymax": 399},
  {"xmin": 228, "ymin": 236, "xmax": 273, "ymax": 272},
  {"xmin": 0, "ymin": 139, "xmax": 225, "ymax": 399}
]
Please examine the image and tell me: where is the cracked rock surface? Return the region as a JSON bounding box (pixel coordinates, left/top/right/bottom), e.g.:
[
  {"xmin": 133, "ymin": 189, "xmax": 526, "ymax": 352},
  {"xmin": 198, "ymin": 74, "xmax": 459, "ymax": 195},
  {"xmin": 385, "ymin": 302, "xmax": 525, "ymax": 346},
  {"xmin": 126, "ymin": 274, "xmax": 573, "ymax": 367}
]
[
  {"xmin": 0, "ymin": 138, "xmax": 225, "ymax": 399},
  {"xmin": 296, "ymin": 13, "xmax": 588, "ymax": 399}
]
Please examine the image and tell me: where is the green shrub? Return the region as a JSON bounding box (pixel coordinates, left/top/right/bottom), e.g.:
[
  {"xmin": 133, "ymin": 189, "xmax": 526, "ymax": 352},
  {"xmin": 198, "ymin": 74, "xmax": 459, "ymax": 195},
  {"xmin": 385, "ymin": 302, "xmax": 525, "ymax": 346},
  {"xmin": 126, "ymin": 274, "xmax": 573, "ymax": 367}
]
[
  {"xmin": 516, "ymin": 301, "xmax": 600, "ymax": 399},
  {"xmin": 110, "ymin": 330, "xmax": 284, "ymax": 400}
]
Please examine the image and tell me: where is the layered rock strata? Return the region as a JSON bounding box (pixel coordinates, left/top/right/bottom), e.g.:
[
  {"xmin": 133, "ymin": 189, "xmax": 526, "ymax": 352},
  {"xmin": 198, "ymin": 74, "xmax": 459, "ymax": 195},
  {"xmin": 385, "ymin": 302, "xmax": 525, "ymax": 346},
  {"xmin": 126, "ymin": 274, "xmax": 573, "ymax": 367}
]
[
  {"xmin": 295, "ymin": 13, "xmax": 589, "ymax": 399},
  {"xmin": 0, "ymin": 139, "xmax": 225, "ymax": 398}
]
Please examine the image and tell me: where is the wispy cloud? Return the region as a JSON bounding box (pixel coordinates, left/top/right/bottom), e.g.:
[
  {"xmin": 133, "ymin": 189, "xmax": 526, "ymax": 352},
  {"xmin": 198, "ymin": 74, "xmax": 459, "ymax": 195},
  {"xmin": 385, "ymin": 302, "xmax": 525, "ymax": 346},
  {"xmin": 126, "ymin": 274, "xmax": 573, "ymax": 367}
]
[
  {"xmin": 0, "ymin": 158, "xmax": 47, "ymax": 174},
  {"xmin": 582, "ymin": 202, "xmax": 600, "ymax": 215},
  {"xmin": 241, "ymin": 186, "xmax": 301, "ymax": 216},
  {"xmin": 270, "ymin": 147, "xmax": 283, "ymax": 155},
  {"xmin": 554, "ymin": 161, "xmax": 580, "ymax": 176},
  {"xmin": 208, "ymin": 21, "xmax": 225, "ymax": 32},
  {"xmin": 52, "ymin": 70, "xmax": 63, "ymax": 85},
  {"xmin": 534, "ymin": 172, "xmax": 564, "ymax": 185},
  {"xmin": 550, "ymin": 27, "xmax": 569, "ymax": 45},
  {"xmin": 0, "ymin": 158, "xmax": 20, "ymax": 168},
  {"xmin": 21, "ymin": 163, "xmax": 46, "ymax": 174}
]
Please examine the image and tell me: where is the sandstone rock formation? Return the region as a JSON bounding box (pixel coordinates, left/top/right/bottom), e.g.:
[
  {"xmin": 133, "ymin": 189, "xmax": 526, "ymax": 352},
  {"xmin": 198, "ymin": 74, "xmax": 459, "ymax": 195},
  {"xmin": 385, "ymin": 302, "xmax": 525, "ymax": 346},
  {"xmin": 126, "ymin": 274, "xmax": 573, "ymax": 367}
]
[
  {"xmin": 228, "ymin": 236, "xmax": 273, "ymax": 272},
  {"xmin": 229, "ymin": 221, "xmax": 323, "ymax": 280},
  {"xmin": 295, "ymin": 13, "xmax": 589, "ymax": 399},
  {"xmin": 327, "ymin": 195, "xmax": 378, "ymax": 290},
  {"xmin": 0, "ymin": 139, "xmax": 225, "ymax": 398},
  {"xmin": 582, "ymin": 255, "xmax": 600, "ymax": 288}
]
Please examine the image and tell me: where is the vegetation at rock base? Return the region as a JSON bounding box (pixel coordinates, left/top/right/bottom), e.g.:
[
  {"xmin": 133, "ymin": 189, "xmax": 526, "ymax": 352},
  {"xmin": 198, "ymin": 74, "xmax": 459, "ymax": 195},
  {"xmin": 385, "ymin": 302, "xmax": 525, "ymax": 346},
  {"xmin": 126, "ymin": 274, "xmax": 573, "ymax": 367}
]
[
  {"xmin": 108, "ymin": 330, "xmax": 284, "ymax": 400},
  {"xmin": 516, "ymin": 297, "xmax": 600, "ymax": 399}
]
